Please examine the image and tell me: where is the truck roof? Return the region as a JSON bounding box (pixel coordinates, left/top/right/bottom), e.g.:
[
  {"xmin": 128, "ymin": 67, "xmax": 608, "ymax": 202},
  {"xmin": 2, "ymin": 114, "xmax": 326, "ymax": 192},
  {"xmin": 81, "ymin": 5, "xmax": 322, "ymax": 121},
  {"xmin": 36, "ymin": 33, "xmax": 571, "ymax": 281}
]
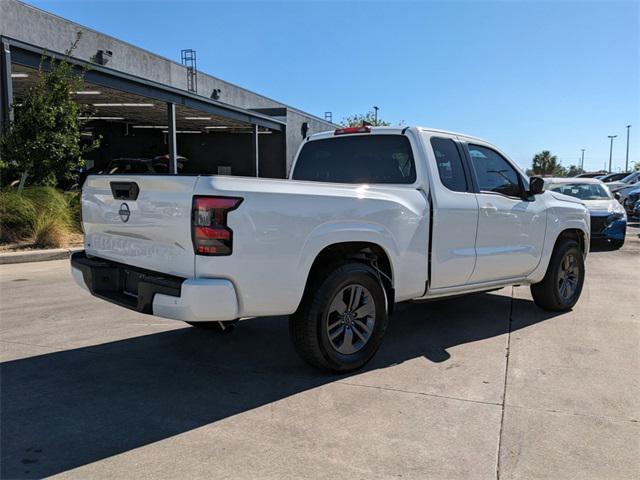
[{"xmin": 307, "ymin": 126, "xmax": 488, "ymax": 143}]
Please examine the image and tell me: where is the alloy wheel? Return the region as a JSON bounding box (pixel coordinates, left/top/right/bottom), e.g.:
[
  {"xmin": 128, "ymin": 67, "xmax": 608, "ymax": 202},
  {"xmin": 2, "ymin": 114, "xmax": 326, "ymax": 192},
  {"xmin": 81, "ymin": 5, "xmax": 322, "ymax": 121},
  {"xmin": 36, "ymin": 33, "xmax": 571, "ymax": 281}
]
[
  {"xmin": 326, "ymin": 284, "xmax": 376, "ymax": 355},
  {"xmin": 557, "ymin": 253, "xmax": 579, "ymax": 301}
]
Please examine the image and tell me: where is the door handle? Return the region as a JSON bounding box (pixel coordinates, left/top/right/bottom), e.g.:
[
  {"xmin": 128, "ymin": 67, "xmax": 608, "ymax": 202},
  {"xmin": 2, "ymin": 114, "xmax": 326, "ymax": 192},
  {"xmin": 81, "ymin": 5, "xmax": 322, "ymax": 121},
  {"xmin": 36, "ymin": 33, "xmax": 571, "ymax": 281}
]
[
  {"xmin": 481, "ymin": 204, "xmax": 498, "ymax": 215},
  {"xmin": 110, "ymin": 182, "xmax": 139, "ymax": 200}
]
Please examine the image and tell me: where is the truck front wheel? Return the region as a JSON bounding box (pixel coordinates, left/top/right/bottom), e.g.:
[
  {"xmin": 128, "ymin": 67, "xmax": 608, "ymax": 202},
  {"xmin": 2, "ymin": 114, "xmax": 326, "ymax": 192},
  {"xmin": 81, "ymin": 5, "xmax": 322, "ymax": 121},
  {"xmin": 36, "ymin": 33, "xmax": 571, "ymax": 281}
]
[
  {"xmin": 289, "ymin": 262, "xmax": 389, "ymax": 372},
  {"xmin": 530, "ymin": 238, "xmax": 585, "ymax": 311}
]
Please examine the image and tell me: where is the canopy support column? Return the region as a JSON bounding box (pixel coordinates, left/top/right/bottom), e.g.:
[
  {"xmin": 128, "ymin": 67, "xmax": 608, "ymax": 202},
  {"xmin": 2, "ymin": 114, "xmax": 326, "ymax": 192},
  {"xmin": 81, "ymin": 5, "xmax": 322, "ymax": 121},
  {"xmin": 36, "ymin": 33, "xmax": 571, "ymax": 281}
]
[
  {"xmin": 167, "ymin": 102, "xmax": 177, "ymax": 174},
  {"xmin": 252, "ymin": 124, "xmax": 259, "ymax": 177}
]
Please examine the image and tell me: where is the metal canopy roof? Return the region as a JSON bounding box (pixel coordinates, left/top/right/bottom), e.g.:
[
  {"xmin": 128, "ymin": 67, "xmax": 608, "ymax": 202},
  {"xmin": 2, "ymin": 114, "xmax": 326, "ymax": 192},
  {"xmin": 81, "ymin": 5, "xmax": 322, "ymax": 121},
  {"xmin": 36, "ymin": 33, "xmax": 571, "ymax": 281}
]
[
  {"xmin": 10, "ymin": 64, "xmax": 266, "ymax": 131},
  {"xmin": 3, "ymin": 36, "xmax": 285, "ymax": 132}
]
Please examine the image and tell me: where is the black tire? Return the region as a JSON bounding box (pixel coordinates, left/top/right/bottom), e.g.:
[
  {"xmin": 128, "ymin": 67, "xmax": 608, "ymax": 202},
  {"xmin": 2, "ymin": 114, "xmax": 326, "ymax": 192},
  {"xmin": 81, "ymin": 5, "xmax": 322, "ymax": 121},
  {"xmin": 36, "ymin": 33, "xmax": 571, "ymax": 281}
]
[
  {"xmin": 289, "ymin": 262, "xmax": 389, "ymax": 373},
  {"xmin": 185, "ymin": 320, "xmax": 238, "ymax": 333},
  {"xmin": 610, "ymin": 238, "xmax": 625, "ymax": 249},
  {"xmin": 530, "ymin": 238, "xmax": 585, "ymax": 311}
]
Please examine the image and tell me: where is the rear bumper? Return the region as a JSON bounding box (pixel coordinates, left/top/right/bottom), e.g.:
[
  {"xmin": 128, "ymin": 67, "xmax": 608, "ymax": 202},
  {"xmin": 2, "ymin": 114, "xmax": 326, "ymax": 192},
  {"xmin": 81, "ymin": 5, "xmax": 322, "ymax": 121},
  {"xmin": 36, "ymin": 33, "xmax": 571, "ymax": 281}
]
[{"xmin": 70, "ymin": 251, "xmax": 238, "ymax": 322}]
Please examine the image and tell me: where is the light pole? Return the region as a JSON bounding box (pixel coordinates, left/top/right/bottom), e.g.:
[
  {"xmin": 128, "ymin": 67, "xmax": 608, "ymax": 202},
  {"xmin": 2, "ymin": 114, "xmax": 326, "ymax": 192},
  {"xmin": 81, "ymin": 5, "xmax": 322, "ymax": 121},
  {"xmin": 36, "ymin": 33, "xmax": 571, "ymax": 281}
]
[
  {"xmin": 608, "ymin": 135, "xmax": 617, "ymax": 173},
  {"xmin": 580, "ymin": 149, "xmax": 585, "ymax": 171},
  {"xmin": 373, "ymin": 106, "xmax": 379, "ymax": 125},
  {"xmin": 625, "ymin": 125, "xmax": 631, "ymax": 171}
]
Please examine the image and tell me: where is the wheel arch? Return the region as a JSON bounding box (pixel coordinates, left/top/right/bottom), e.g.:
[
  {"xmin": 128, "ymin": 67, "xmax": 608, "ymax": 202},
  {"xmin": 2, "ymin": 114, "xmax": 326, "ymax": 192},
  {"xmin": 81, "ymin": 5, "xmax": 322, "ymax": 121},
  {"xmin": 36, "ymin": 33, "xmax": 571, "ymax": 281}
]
[
  {"xmin": 298, "ymin": 241, "xmax": 395, "ymax": 315},
  {"xmin": 556, "ymin": 227, "xmax": 588, "ymax": 256},
  {"xmin": 527, "ymin": 224, "xmax": 589, "ymax": 285},
  {"xmin": 530, "ymin": 227, "xmax": 587, "ymax": 311}
]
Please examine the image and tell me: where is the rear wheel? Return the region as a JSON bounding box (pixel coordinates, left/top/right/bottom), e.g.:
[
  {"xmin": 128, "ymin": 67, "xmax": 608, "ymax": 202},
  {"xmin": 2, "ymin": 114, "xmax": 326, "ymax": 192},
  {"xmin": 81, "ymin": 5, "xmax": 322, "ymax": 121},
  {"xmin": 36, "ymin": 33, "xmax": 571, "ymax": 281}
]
[
  {"xmin": 530, "ymin": 238, "xmax": 585, "ymax": 311},
  {"xmin": 289, "ymin": 262, "xmax": 388, "ymax": 373},
  {"xmin": 185, "ymin": 320, "xmax": 238, "ymax": 333}
]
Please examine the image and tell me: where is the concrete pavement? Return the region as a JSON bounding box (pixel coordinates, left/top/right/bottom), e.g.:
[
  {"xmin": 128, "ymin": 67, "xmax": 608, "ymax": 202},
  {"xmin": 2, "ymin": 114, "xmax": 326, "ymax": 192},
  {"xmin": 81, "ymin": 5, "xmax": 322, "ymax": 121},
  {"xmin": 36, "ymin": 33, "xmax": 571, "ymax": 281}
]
[{"xmin": 1, "ymin": 226, "xmax": 638, "ymax": 479}]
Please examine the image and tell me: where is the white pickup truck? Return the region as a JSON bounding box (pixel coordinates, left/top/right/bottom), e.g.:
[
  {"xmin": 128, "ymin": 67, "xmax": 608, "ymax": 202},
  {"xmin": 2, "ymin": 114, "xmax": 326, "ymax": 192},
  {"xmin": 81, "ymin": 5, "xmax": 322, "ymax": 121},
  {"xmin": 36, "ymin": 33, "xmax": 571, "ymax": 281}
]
[{"xmin": 71, "ymin": 126, "xmax": 590, "ymax": 372}]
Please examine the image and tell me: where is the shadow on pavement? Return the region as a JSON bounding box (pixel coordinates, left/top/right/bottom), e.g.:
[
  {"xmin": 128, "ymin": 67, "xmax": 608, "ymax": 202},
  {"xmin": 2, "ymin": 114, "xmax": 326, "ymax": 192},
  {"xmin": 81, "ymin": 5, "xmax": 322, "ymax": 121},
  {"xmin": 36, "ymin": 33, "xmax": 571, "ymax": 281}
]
[{"xmin": 1, "ymin": 291, "xmax": 559, "ymax": 478}]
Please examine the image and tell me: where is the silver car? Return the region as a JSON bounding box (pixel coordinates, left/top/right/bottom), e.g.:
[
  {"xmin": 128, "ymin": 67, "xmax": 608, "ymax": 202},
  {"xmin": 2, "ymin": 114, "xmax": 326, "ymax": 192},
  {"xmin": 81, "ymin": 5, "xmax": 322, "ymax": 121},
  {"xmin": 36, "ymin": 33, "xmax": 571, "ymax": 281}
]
[{"xmin": 545, "ymin": 177, "xmax": 627, "ymax": 249}]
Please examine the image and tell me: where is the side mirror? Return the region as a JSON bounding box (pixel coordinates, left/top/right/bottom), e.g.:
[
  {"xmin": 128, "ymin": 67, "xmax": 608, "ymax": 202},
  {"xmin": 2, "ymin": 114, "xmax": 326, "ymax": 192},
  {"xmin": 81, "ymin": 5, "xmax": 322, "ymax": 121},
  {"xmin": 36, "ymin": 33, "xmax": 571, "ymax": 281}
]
[
  {"xmin": 529, "ymin": 176, "xmax": 545, "ymax": 196},
  {"xmin": 614, "ymin": 192, "xmax": 621, "ymax": 201}
]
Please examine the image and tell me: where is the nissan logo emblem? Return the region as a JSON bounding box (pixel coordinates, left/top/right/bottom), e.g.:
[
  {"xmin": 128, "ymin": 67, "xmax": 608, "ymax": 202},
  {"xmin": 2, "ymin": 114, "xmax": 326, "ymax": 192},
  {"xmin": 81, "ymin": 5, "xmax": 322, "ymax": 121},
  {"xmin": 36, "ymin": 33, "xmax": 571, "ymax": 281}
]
[{"xmin": 118, "ymin": 203, "xmax": 130, "ymax": 223}]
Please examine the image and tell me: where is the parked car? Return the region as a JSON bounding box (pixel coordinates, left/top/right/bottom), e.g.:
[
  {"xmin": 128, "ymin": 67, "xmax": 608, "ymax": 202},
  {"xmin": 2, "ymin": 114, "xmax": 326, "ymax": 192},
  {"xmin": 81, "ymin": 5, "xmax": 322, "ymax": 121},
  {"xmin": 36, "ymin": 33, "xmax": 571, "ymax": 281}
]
[
  {"xmin": 633, "ymin": 199, "xmax": 640, "ymax": 219},
  {"xmin": 606, "ymin": 171, "xmax": 640, "ymax": 193},
  {"xmin": 622, "ymin": 186, "xmax": 640, "ymax": 217},
  {"xmin": 597, "ymin": 172, "xmax": 631, "ymax": 183},
  {"xmin": 104, "ymin": 158, "xmax": 156, "ymax": 174},
  {"xmin": 545, "ymin": 178, "xmax": 626, "ymax": 249},
  {"xmin": 576, "ymin": 171, "xmax": 607, "ymax": 178},
  {"xmin": 71, "ymin": 126, "xmax": 590, "ymax": 372},
  {"xmin": 614, "ymin": 183, "xmax": 640, "ymax": 206},
  {"xmin": 151, "ymin": 154, "xmax": 189, "ymax": 173},
  {"xmin": 104, "ymin": 156, "xmax": 189, "ymax": 174},
  {"xmin": 77, "ymin": 156, "xmax": 190, "ymax": 187}
]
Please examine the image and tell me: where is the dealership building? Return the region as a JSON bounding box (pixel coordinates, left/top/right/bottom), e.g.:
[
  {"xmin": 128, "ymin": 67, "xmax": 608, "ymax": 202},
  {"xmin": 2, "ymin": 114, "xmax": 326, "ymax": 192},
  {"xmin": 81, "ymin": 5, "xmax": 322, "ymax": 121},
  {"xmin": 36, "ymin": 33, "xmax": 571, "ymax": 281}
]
[{"xmin": 0, "ymin": 0, "xmax": 335, "ymax": 177}]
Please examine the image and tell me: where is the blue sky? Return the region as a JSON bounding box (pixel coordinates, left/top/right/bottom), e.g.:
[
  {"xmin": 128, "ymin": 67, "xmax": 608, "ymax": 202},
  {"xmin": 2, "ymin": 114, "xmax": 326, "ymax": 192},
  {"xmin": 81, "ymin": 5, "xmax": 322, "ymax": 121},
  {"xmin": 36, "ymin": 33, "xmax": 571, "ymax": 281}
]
[{"xmin": 25, "ymin": 0, "xmax": 639, "ymax": 171}]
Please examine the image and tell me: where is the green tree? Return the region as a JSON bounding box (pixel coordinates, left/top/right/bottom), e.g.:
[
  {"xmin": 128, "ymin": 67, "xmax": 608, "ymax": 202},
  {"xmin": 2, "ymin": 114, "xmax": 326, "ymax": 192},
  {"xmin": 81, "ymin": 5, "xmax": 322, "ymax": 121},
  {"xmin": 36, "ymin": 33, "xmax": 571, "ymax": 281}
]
[
  {"xmin": 565, "ymin": 164, "xmax": 584, "ymax": 177},
  {"xmin": 530, "ymin": 150, "xmax": 565, "ymax": 177},
  {"xmin": 0, "ymin": 35, "xmax": 98, "ymax": 189},
  {"xmin": 342, "ymin": 110, "xmax": 391, "ymax": 127}
]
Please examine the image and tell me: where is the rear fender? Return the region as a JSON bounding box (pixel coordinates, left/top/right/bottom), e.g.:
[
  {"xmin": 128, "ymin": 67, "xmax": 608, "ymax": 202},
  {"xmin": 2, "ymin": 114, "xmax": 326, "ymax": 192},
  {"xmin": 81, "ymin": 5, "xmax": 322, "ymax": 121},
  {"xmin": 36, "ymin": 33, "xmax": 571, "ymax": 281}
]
[
  {"xmin": 299, "ymin": 221, "xmax": 400, "ymax": 273},
  {"xmin": 297, "ymin": 220, "xmax": 426, "ymax": 305}
]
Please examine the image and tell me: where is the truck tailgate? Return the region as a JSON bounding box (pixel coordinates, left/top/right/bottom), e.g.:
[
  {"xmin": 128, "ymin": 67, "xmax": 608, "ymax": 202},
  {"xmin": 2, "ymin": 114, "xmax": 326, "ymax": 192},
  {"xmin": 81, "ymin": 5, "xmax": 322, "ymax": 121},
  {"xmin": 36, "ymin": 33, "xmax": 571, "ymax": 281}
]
[{"xmin": 82, "ymin": 175, "xmax": 197, "ymax": 278}]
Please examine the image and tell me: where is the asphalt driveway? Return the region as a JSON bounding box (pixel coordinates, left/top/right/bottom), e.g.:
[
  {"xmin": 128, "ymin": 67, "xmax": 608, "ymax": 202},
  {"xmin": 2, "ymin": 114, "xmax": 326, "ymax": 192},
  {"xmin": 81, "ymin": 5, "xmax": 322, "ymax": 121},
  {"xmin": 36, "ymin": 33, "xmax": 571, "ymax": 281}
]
[{"xmin": 1, "ymin": 226, "xmax": 638, "ymax": 479}]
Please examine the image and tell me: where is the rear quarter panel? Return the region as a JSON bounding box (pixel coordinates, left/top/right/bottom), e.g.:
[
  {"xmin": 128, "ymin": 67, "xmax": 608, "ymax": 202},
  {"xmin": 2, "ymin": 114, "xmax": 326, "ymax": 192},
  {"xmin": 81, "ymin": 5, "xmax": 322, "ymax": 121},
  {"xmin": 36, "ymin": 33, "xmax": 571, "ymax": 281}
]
[{"xmin": 194, "ymin": 176, "xmax": 428, "ymax": 317}]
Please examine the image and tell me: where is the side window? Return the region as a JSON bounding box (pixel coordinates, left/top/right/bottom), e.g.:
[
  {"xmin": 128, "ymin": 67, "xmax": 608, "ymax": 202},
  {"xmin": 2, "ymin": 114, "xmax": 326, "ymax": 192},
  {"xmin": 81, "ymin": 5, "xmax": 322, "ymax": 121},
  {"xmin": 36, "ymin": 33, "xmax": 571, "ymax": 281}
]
[
  {"xmin": 467, "ymin": 145, "xmax": 522, "ymax": 197},
  {"xmin": 430, "ymin": 137, "xmax": 468, "ymax": 192}
]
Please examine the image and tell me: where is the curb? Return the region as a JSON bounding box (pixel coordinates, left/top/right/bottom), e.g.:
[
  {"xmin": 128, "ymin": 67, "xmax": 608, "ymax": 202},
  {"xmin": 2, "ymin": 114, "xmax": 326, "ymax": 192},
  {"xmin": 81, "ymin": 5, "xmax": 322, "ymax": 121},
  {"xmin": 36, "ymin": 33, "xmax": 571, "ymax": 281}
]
[{"xmin": 0, "ymin": 247, "xmax": 83, "ymax": 265}]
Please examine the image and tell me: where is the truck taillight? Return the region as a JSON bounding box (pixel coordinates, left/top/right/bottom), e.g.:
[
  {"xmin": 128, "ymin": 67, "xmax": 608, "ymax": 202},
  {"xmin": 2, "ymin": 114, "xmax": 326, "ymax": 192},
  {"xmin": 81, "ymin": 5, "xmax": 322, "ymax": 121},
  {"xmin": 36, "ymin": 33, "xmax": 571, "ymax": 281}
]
[{"xmin": 192, "ymin": 196, "xmax": 243, "ymax": 256}]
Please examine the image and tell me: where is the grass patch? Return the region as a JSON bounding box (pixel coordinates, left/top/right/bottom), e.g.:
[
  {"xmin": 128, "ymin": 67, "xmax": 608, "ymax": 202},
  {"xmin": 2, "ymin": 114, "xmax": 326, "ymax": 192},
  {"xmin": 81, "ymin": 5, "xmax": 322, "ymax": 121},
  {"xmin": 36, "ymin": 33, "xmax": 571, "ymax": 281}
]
[
  {"xmin": 32, "ymin": 216, "xmax": 70, "ymax": 248},
  {"xmin": 65, "ymin": 191, "xmax": 82, "ymax": 232},
  {"xmin": 0, "ymin": 190, "xmax": 38, "ymax": 243},
  {"xmin": 21, "ymin": 187, "xmax": 73, "ymax": 226},
  {"xmin": 0, "ymin": 186, "xmax": 81, "ymax": 248}
]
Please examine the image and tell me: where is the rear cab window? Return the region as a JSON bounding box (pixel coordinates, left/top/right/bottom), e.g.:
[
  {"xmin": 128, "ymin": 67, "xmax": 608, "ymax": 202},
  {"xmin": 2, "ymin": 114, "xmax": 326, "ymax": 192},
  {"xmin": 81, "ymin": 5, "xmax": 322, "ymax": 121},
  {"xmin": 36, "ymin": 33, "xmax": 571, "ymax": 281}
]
[
  {"xmin": 292, "ymin": 135, "xmax": 416, "ymax": 184},
  {"xmin": 430, "ymin": 137, "xmax": 468, "ymax": 192}
]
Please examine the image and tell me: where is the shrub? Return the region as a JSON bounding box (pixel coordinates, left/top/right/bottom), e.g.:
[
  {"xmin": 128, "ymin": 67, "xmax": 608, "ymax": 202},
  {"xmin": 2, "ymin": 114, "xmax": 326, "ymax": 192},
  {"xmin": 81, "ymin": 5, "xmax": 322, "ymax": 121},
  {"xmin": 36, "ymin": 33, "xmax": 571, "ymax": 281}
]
[
  {"xmin": 0, "ymin": 189, "xmax": 38, "ymax": 243},
  {"xmin": 21, "ymin": 187, "xmax": 72, "ymax": 227},
  {"xmin": 32, "ymin": 216, "xmax": 70, "ymax": 248},
  {"xmin": 65, "ymin": 191, "xmax": 82, "ymax": 232},
  {"xmin": 0, "ymin": 186, "xmax": 81, "ymax": 246}
]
